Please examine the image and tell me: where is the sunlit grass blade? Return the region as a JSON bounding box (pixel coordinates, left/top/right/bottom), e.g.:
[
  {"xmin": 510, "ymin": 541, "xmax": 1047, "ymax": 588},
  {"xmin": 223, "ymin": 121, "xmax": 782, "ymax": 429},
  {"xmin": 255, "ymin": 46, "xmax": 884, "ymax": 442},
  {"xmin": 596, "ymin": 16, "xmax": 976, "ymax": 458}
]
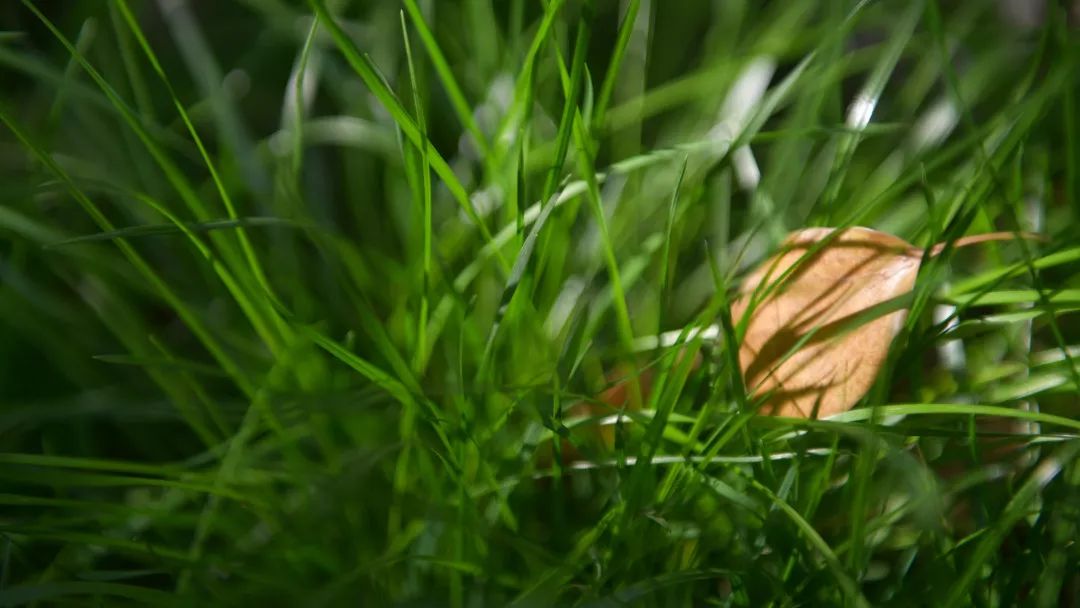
[
  {"xmin": 401, "ymin": 0, "xmax": 489, "ymax": 159},
  {"xmin": 20, "ymin": 0, "xmax": 287, "ymax": 359},
  {"xmin": 46, "ymin": 216, "xmax": 300, "ymax": 247},
  {"xmin": 943, "ymin": 441, "xmax": 1080, "ymax": 608},
  {"xmin": 307, "ymin": 0, "xmax": 503, "ymax": 263},
  {"xmin": 0, "ymin": 106, "xmax": 255, "ymax": 398}
]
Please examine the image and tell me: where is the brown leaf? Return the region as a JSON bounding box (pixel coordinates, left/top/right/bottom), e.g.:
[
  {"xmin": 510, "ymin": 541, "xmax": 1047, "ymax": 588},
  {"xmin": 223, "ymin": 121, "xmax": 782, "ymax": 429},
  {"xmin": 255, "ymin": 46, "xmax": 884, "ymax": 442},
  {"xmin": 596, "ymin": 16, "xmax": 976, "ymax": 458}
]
[
  {"xmin": 548, "ymin": 225, "xmax": 1038, "ymax": 460},
  {"xmin": 732, "ymin": 226, "xmax": 1040, "ymax": 418},
  {"xmin": 732, "ymin": 227, "xmax": 920, "ymax": 418},
  {"xmin": 730, "ymin": 225, "xmax": 1041, "ymax": 421}
]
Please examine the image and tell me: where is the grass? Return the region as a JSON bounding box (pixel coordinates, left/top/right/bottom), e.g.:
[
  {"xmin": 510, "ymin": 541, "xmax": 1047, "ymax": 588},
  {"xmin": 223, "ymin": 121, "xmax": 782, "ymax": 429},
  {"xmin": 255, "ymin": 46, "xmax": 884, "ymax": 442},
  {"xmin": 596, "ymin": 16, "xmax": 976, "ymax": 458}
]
[{"xmin": 0, "ymin": 0, "xmax": 1078, "ymax": 605}]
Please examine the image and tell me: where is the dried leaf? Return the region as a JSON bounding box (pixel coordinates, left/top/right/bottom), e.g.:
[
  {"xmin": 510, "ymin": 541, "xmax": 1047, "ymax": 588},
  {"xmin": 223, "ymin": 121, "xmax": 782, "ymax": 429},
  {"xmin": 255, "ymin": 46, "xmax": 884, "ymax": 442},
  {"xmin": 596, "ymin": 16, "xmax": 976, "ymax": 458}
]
[
  {"xmin": 732, "ymin": 226, "xmax": 1037, "ymax": 418},
  {"xmin": 555, "ymin": 226, "xmax": 1038, "ymax": 446}
]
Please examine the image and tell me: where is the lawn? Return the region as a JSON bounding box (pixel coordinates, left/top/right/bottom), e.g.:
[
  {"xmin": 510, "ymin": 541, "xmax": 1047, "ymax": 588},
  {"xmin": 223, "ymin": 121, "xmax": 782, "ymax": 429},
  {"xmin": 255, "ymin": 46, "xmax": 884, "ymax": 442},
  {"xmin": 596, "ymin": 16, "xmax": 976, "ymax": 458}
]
[{"xmin": 0, "ymin": 0, "xmax": 1078, "ymax": 605}]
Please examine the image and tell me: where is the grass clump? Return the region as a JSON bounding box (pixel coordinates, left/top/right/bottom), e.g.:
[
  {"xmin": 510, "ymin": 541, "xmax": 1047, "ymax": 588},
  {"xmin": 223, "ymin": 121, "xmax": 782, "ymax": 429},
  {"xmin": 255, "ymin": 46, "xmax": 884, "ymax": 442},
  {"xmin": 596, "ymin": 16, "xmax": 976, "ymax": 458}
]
[{"xmin": 0, "ymin": 0, "xmax": 1078, "ymax": 605}]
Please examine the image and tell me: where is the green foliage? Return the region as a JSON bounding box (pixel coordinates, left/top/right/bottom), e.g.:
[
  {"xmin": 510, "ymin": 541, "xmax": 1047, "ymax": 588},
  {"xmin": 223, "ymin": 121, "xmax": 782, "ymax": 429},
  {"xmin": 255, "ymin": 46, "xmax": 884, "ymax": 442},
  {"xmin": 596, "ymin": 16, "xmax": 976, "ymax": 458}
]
[{"xmin": 0, "ymin": 0, "xmax": 1078, "ymax": 605}]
